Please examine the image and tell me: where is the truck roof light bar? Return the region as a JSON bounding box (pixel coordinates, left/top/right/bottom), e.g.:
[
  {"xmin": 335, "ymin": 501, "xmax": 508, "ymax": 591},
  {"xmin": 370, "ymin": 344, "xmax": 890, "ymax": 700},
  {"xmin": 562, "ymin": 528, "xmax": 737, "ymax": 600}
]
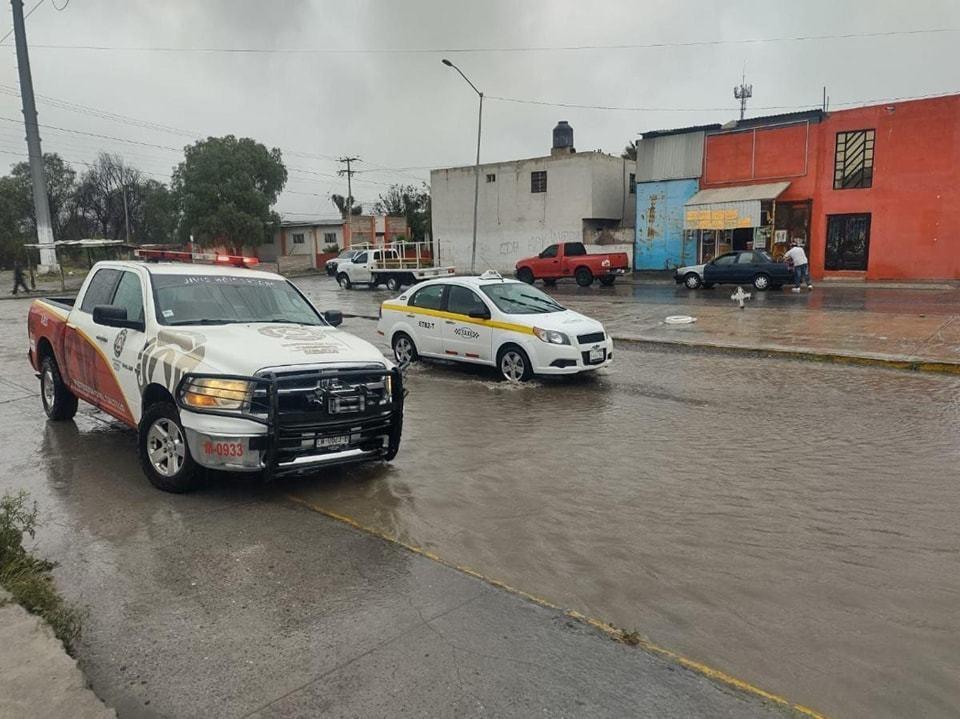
[{"xmin": 135, "ymin": 249, "xmax": 259, "ymax": 267}]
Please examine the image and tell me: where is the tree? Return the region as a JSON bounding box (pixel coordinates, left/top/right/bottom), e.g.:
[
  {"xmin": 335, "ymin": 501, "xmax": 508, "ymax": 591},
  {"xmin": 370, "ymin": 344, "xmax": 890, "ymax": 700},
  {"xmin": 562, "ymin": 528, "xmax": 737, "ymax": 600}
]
[
  {"xmin": 330, "ymin": 193, "xmax": 362, "ymax": 217},
  {"xmin": 0, "ymin": 175, "xmax": 29, "ymax": 267},
  {"xmin": 172, "ymin": 135, "xmax": 287, "ymax": 249},
  {"xmin": 9, "ymin": 153, "xmax": 76, "ymax": 241},
  {"xmin": 621, "ymin": 141, "xmax": 637, "ymax": 161},
  {"xmin": 373, "ymin": 183, "xmax": 431, "ymax": 241},
  {"xmin": 72, "ymin": 153, "xmax": 144, "ymax": 241}
]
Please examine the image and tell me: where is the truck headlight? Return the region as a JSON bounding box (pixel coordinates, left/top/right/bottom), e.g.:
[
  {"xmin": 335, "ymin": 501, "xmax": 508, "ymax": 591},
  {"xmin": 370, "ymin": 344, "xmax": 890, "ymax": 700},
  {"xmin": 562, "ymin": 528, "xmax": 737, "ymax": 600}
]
[
  {"xmin": 180, "ymin": 377, "xmax": 253, "ymax": 411},
  {"xmin": 533, "ymin": 327, "xmax": 570, "ymax": 345}
]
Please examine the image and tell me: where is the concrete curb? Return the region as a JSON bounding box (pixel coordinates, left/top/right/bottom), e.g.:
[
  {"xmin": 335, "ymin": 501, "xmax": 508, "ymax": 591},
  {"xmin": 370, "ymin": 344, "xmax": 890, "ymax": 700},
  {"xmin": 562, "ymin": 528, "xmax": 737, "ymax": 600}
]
[
  {"xmin": 612, "ymin": 335, "xmax": 960, "ymax": 375},
  {"xmin": 344, "ymin": 313, "xmax": 960, "ymax": 375},
  {"xmin": 0, "ymin": 590, "xmax": 115, "ymax": 718}
]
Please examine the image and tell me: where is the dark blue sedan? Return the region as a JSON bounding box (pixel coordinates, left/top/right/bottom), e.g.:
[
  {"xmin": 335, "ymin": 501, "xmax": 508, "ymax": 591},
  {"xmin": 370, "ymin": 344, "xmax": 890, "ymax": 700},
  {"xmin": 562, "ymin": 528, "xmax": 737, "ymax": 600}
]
[{"xmin": 674, "ymin": 250, "xmax": 794, "ymax": 291}]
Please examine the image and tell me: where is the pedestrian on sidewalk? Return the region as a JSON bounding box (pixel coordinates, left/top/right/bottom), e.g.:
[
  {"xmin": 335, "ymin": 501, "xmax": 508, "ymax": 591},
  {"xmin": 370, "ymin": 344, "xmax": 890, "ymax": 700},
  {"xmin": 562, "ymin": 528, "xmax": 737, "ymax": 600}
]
[
  {"xmin": 11, "ymin": 261, "xmax": 29, "ymax": 295},
  {"xmin": 784, "ymin": 241, "xmax": 812, "ymax": 293}
]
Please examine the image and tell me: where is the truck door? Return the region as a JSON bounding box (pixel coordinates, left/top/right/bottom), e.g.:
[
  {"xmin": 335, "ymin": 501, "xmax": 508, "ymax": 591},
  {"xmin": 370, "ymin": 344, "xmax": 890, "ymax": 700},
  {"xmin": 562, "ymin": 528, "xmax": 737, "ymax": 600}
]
[
  {"xmin": 63, "ymin": 267, "xmax": 120, "ymax": 404},
  {"xmin": 561, "ymin": 242, "xmax": 587, "ymax": 277},
  {"xmin": 349, "ymin": 251, "xmax": 372, "ymax": 284},
  {"xmin": 442, "ymin": 285, "xmax": 493, "ymax": 362},
  {"xmin": 405, "ymin": 283, "xmax": 446, "ymax": 356},
  {"xmin": 92, "ymin": 269, "xmax": 147, "ymax": 423},
  {"xmin": 533, "ymin": 244, "xmax": 561, "ymax": 277}
]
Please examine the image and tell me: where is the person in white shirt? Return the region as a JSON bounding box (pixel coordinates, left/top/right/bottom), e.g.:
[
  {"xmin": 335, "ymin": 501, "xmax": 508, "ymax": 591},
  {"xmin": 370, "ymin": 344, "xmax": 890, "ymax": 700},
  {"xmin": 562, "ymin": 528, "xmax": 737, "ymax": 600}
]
[{"xmin": 783, "ymin": 241, "xmax": 812, "ymax": 292}]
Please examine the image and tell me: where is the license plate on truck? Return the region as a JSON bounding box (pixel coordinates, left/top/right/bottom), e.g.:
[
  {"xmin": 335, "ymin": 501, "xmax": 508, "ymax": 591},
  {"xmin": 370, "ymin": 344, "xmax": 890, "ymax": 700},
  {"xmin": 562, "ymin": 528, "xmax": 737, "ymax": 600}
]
[
  {"xmin": 317, "ymin": 434, "xmax": 350, "ymax": 449},
  {"xmin": 589, "ymin": 347, "xmax": 604, "ymax": 363}
]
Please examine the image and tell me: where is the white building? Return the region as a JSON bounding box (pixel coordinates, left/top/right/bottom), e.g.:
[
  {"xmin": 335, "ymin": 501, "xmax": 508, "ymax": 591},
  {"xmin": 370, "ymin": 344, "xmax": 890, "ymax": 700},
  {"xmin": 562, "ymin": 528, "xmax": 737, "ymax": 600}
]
[
  {"xmin": 430, "ymin": 122, "xmax": 636, "ymax": 273},
  {"xmin": 259, "ymin": 218, "xmax": 345, "ymax": 263}
]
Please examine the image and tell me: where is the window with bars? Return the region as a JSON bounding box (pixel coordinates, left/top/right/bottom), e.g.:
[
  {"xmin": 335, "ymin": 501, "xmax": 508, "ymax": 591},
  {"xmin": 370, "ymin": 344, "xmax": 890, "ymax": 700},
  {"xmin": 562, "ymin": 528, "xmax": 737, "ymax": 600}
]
[
  {"xmin": 486, "ymin": 173, "xmax": 496, "ymax": 183},
  {"xmin": 629, "ymin": 173, "xmax": 636, "ymax": 194},
  {"xmin": 531, "ymin": 170, "xmax": 547, "ymax": 193},
  {"xmin": 324, "ymin": 232, "xmax": 337, "ymax": 245},
  {"xmin": 292, "ymin": 232, "xmax": 305, "ymax": 244},
  {"xmin": 834, "ymin": 129, "xmax": 875, "ymax": 189}
]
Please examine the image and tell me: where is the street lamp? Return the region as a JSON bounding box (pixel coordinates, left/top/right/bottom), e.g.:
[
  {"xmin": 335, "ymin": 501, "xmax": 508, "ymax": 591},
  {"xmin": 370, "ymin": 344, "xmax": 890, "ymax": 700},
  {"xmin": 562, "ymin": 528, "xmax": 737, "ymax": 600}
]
[{"xmin": 442, "ymin": 58, "xmax": 482, "ymax": 274}]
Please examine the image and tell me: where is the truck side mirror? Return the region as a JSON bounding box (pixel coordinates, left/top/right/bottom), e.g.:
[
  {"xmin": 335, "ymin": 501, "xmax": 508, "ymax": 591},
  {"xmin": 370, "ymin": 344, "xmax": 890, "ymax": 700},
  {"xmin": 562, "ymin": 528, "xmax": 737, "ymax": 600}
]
[
  {"xmin": 323, "ymin": 310, "xmax": 343, "ymax": 327},
  {"xmin": 92, "ymin": 305, "xmax": 145, "ymax": 332}
]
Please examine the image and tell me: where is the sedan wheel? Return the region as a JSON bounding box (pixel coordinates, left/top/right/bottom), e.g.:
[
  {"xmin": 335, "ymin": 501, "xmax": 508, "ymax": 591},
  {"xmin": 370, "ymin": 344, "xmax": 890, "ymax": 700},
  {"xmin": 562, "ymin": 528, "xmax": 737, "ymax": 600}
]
[
  {"xmin": 753, "ymin": 273, "xmax": 771, "ymax": 291},
  {"xmin": 392, "ymin": 333, "xmax": 418, "ymax": 365},
  {"xmin": 684, "ymin": 273, "xmax": 702, "ymax": 289},
  {"xmin": 498, "ymin": 346, "xmax": 532, "ymax": 382}
]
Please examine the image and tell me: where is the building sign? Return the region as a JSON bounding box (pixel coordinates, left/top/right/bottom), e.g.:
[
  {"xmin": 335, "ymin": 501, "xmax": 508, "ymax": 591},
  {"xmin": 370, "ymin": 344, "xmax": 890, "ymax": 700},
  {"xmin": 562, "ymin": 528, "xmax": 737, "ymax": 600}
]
[{"xmin": 683, "ymin": 200, "xmax": 760, "ymax": 230}]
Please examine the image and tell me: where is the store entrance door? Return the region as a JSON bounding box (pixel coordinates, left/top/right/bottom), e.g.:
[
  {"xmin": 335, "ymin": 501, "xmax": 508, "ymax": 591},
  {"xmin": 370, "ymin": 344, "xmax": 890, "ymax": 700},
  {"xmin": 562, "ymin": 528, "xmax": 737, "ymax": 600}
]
[
  {"xmin": 732, "ymin": 228, "xmax": 753, "ymax": 251},
  {"xmin": 826, "ymin": 213, "xmax": 871, "ymax": 271}
]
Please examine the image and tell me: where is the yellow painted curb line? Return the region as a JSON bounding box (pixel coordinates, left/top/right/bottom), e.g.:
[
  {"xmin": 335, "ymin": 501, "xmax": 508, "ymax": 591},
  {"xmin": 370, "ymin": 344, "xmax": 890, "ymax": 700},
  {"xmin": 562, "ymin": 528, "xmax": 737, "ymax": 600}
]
[{"xmin": 285, "ymin": 494, "xmax": 827, "ymax": 719}]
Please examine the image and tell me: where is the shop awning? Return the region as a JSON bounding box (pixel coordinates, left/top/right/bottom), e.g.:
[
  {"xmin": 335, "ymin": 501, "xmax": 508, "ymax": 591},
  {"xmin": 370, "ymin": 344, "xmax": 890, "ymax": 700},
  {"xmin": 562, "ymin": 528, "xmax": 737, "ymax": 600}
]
[{"xmin": 683, "ymin": 181, "xmax": 790, "ymax": 230}]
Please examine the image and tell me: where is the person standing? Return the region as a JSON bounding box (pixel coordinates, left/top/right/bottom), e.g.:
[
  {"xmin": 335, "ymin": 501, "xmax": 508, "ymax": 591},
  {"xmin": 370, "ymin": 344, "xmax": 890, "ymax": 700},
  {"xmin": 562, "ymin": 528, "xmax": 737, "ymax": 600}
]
[
  {"xmin": 784, "ymin": 241, "xmax": 812, "ymax": 292},
  {"xmin": 11, "ymin": 261, "xmax": 30, "ymax": 295}
]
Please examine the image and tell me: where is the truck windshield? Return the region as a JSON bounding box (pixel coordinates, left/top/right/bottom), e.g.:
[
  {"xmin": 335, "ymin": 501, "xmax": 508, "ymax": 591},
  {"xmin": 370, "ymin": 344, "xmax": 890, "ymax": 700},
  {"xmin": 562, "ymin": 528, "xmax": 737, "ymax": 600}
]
[
  {"xmin": 479, "ymin": 283, "xmax": 565, "ymax": 315},
  {"xmin": 151, "ymin": 274, "xmax": 324, "ymax": 326}
]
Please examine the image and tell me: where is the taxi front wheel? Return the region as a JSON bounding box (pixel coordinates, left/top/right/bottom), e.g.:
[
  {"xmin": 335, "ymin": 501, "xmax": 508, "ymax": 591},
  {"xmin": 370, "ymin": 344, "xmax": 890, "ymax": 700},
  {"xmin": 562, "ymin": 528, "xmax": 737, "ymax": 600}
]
[
  {"xmin": 497, "ymin": 345, "xmax": 533, "ymax": 383},
  {"xmin": 392, "ymin": 332, "xmax": 418, "ymax": 366}
]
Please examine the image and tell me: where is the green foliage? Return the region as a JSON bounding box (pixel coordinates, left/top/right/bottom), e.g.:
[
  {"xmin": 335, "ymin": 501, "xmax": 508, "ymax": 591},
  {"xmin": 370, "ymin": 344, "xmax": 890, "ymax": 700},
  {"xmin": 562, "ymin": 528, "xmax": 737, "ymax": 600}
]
[
  {"xmin": 173, "ymin": 136, "xmax": 287, "ymax": 248},
  {"xmin": 0, "ymin": 175, "xmax": 29, "ymax": 267},
  {"xmin": 373, "ymin": 183, "xmax": 431, "ymax": 241},
  {"xmin": 0, "ymin": 491, "xmax": 82, "ymax": 653},
  {"xmin": 323, "ymin": 243, "xmax": 340, "ymax": 253},
  {"xmin": 331, "ymin": 193, "xmax": 362, "ymax": 217},
  {"xmin": 621, "ymin": 141, "xmax": 637, "ymax": 161}
]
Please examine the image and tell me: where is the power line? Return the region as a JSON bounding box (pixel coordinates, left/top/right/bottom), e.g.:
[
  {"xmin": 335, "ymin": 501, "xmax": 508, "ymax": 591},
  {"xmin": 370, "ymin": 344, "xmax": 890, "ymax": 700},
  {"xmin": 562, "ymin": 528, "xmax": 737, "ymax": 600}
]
[
  {"xmin": 18, "ymin": 27, "xmax": 960, "ymax": 54},
  {"xmin": 0, "ymin": 0, "xmax": 45, "ymax": 45}
]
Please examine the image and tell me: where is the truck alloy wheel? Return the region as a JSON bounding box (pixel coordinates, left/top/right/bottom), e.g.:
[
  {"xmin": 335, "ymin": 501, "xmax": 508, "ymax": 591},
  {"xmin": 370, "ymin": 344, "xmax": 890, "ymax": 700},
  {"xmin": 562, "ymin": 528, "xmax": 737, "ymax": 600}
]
[
  {"xmin": 575, "ymin": 267, "xmax": 593, "ymax": 287},
  {"xmin": 39, "ymin": 355, "xmax": 78, "ymax": 421},
  {"xmin": 138, "ymin": 403, "xmax": 199, "ymax": 493},
  {"xmin": 337, "ymin": 273, "xmax": 352, "ymax": 289}
]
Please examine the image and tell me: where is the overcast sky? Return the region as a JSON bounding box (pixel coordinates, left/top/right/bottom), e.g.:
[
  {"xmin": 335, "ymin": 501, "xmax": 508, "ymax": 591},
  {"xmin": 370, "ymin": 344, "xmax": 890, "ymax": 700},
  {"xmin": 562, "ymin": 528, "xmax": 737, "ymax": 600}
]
[{"xmin": 1, "ymin": 0, "xmax": 958, "ymax": 219}]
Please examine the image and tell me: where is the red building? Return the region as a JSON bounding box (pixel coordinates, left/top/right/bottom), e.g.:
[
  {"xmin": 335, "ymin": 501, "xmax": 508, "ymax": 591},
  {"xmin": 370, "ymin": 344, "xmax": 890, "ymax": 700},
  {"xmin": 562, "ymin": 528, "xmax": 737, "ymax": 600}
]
[{"xmin": 684, "ymin": 95, "xmax": 960, "ymax": 281}]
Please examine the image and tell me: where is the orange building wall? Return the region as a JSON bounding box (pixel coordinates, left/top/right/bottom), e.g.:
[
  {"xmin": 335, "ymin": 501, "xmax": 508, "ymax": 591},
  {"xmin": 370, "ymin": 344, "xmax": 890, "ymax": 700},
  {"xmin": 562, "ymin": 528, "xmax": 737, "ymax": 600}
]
[{"xmin": 699, "ymin": 96, "xmax": 960, "ymax": 280}]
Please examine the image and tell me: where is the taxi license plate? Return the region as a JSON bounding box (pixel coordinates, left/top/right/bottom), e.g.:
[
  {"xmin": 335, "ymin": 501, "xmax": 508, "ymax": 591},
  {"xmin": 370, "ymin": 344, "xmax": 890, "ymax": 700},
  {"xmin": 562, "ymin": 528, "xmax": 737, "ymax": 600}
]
[
  {"xmin": 589, "ymin": 347, "xmax": 604, "ymax": 363},
  {"xmin": 317, "ymin": 434, "xmax": 350, "ymax": 449}
]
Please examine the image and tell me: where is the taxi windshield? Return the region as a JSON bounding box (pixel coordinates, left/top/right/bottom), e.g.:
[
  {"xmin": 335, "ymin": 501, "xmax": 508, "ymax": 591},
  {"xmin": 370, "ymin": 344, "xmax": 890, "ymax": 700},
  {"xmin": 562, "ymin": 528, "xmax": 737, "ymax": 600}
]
[
  {"xmin": 479, "ymin": 283, "xmax": 565, "ymax": 315},
  {"xmin": 152, "ymin": 274, "xmax": 324, "ymax": 326}
]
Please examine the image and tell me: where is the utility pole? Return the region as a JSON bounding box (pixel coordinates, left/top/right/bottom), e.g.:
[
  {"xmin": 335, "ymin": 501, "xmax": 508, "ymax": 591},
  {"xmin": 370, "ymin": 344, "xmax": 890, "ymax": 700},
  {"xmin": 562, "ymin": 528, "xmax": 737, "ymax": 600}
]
[
  {"xmin": 734, "ymin": 72, "xmax": 753, "ymax": 121},
  {"xmin": 442, "ymin": 58, "xmax": 483, "ymax": 274},
  {"xmin": 122, "ymin": 186, "xmax": 131, "ymax": 243},
  {"xmin": 337, "ymin": 156, "xmax": 360, "ymax": 215},
  {"xmin": 11, "ymin": 0, "xmax": 57, "ymax": 271},
  {"xmin": 337, "ymin": 156, "xmax": 360, "ymax": 248}
]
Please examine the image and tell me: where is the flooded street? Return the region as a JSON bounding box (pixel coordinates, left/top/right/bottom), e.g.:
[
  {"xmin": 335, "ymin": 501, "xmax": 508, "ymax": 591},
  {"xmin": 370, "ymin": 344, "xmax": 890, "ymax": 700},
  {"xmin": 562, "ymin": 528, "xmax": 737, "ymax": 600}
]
[
  {"xmin": 3, "ymin": 277, "xmax": 960, "ymax": 717},
  {"xmin": 292, "ymin": 277, "xmax": 960, "ymax": 718}
]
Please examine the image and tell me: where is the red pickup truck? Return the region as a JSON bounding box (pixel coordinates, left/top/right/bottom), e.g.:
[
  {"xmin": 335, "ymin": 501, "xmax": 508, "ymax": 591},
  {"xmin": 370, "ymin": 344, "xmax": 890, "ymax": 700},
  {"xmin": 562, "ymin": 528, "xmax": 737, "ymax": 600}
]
[{"xmin": 515, "ymin": 242, "xmax": 629, "ymax": 287}]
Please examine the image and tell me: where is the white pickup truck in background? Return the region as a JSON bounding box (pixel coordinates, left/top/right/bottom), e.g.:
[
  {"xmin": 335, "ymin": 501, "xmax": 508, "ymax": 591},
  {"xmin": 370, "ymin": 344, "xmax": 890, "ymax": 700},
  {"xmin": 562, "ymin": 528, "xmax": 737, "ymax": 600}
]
[{"xmin": 335, "ymin": 243, "xmax": 455, "ymax": 291}]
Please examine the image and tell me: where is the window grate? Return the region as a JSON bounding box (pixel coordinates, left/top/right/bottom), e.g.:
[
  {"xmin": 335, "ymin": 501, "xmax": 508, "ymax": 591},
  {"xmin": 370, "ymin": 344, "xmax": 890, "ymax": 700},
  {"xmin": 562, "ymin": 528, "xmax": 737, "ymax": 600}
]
[
  {"xmin": 531, "ymin": 170, "xmax": 547, "ymax": 193},
  {"xmin": 486, "ymin": 173, "xmax": 496, "ymax": 183},
  {"xmin": 834, "ymin": 130, "xmax": 875, "ymax": 189}
]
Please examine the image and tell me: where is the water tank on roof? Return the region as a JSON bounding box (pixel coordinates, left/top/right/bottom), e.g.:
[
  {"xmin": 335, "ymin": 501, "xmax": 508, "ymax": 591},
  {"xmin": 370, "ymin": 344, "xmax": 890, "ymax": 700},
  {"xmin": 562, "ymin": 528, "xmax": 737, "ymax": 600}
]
[{"xmin": 552, "ymin": 121, "xmax": 574, "ymax": 151}]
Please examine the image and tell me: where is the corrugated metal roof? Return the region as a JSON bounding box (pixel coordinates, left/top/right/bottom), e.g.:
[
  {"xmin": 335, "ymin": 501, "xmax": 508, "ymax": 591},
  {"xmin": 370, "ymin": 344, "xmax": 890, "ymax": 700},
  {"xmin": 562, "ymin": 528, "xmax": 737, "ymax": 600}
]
[
  {"xmin": 641, "ymin": 124, "xmax": 722, "ymax": 139},
  {"xmin": 685, "ymin": 181, "xmax": 790, "ymax": 206}
]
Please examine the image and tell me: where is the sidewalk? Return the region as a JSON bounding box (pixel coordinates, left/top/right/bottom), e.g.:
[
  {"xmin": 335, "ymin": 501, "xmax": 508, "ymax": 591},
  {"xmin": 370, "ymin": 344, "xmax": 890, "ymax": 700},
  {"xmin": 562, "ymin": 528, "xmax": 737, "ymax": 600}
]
[
  {"xmin": 587, "ymin": 298, "xmax": 960, "ymax": 373},
  {"xmin": 0, "ymin": 590, "xmax": 114, "ymax": 719}
]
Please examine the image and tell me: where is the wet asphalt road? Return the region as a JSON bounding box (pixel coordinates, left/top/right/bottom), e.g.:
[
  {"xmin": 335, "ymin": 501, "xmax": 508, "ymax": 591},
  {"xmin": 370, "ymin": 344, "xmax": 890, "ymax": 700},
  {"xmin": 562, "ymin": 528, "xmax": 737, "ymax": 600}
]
[{"xmin": 4, "ymin": 276, "xmax": 960, "ymax": 718}]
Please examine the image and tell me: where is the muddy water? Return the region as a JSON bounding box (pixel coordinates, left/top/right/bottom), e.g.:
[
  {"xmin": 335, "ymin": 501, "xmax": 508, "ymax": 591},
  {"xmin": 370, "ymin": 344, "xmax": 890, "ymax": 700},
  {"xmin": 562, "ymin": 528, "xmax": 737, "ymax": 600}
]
[{"xmin": 289, "ymin": 312, "xmax": 960, "ymax": 719}]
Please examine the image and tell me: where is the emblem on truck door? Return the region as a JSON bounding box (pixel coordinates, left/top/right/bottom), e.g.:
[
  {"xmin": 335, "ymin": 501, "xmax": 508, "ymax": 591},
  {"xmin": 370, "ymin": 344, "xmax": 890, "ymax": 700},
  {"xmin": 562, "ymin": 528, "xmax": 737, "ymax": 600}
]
[{"xmin": 113, "ymin": 329, "xmax": 127, "ymax": 358}]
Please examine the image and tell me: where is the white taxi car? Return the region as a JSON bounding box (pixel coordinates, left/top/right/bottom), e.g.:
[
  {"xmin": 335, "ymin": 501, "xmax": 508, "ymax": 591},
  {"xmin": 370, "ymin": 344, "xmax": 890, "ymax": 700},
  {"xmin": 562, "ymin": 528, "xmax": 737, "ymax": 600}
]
[{"xmin": 377, "ymin": 271, "xmax": 613, "ymax": 382}]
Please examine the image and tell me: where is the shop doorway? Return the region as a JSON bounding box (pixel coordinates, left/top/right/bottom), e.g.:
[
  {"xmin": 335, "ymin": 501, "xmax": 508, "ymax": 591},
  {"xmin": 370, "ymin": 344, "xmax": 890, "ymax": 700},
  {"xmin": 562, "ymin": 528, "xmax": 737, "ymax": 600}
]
[{"xmin": 825, "ymin": 213, "xmax": 871, "ymax": 271}]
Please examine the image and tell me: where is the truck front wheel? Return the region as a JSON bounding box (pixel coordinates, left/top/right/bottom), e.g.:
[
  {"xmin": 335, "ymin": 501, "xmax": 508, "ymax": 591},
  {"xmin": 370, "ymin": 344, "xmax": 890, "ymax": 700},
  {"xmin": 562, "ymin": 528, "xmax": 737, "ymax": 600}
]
[
  {"xmin": 337, "ymin": 272, "xmax": 352, "ymax": 289},
  {"xmin": 517, "ymin": 267, "xmax": 534, "ymax": 284},
  {"xmin": 40, "ymin": 355, "xmax": 78, "ymax": 421},
  {"xmin": 138, "ymin": 402, "xmax": 200, "ymax": 493}
]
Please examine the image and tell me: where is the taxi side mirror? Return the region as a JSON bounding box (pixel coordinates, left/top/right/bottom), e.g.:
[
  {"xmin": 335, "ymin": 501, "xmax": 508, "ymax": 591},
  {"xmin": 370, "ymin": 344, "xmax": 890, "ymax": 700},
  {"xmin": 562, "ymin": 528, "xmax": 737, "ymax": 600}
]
[
  {"xmin": 468, "ymin": 308, "xmax": 490, "ymax": 320},
  {"xmin": 323, "ymin": 310, "xmax": 343, "ymax": 327}
]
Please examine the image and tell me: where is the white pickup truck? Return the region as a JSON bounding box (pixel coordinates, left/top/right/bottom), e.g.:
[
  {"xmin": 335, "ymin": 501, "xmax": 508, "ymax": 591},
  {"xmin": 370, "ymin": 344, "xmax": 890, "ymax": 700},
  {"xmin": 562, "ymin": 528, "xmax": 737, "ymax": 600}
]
[
  {"xmin": 335, "ymin": 245, "xmax": 455, "ymax": 291},
  {"xmin": 28, "ymin": 258, "xmax": 404, "ymax": 492}
]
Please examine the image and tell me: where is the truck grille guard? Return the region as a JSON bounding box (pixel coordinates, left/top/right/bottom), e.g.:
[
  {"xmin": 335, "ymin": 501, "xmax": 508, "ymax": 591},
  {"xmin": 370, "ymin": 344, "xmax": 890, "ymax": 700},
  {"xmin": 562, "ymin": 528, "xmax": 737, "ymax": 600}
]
[{"xmin": 176, "ymin": 364, "xmax": 404, "ymax": 479}]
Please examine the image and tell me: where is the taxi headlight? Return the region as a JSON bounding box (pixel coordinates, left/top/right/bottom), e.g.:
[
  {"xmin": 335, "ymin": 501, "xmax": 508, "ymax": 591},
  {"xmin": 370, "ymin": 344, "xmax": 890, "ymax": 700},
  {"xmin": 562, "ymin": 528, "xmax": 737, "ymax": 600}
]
[
  {"xmin": 180, "ymin": 377, "xmax": 253, "ymax": 411},
  {"xmin": 533, "ymin": 327, "xmax": 570, "ymax": 345}
]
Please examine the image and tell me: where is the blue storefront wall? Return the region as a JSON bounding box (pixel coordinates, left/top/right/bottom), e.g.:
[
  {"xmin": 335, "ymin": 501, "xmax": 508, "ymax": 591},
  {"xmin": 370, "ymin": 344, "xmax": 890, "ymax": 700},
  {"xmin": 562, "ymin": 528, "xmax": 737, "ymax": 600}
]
[{"xmin": 634, "ymin": 179, "xmax": 700, "ymax": 270}]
